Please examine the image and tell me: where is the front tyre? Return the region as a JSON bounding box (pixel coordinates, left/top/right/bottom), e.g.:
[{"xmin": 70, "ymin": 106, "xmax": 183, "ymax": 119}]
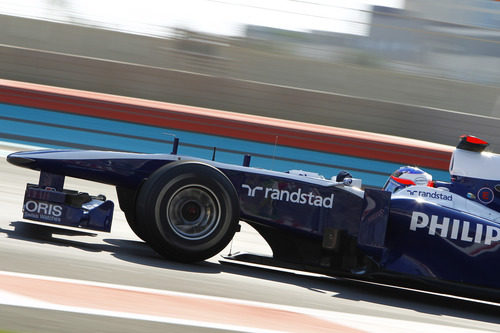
[
  {"xmin": 136, "ymin": 161, "xmax": 240, "ymax": 262},
  {"xmin": 116, "ymin": 185, "xmax": 148, "ymax": 242}
]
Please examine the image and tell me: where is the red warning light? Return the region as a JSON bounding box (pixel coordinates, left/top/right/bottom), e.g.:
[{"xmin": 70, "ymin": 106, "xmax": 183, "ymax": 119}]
[
  {"xmin": 462, "ymin": 135, "xmax": 489, "ymax": 145},
  {"xmin": 457, "ymin": 135, "xmax": 489, "ymax": 152}
]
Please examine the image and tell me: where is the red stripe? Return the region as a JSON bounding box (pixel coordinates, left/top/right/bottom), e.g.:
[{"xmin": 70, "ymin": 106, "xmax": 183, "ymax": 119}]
[
  {"xmin": 0, "ymin": 79, "xmax": 452, "ymax": 169},
  {"xmin": 391, "ymin": 176, "xmax": 416, "ymax": 185},
  {"xmin": 0, "ymin": 272, "xmax": 365, "ymax": 333}
]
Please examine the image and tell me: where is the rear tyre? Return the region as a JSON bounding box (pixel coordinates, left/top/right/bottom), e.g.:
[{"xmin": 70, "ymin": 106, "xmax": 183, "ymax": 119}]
[{"xmin": 135, "ymin": 161, "xmax": 240, "ymax": 262}]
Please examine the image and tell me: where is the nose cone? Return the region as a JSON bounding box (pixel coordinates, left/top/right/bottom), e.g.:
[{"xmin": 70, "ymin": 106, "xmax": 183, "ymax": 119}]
[{"xmin": 7, "ymin": 152, "xmax": 36, "ymax": 168}]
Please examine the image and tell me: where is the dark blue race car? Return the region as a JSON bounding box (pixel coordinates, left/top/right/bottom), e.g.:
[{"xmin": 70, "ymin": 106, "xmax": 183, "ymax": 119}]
[{"xmin": 7, "ymin": 135, "xmax": 500, "ymax": 301}]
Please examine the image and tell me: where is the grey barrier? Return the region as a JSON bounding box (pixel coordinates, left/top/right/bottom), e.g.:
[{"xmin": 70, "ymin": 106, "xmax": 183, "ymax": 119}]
[{"xmin": 1, "ymin": 43, "xmax": 500, "ymax": 149}]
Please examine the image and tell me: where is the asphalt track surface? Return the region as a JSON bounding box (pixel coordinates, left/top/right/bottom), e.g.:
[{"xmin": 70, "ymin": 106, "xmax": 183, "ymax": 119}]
[{"xmin": 0, "ymin": 144, "xmax": 499, "ymax": 333}]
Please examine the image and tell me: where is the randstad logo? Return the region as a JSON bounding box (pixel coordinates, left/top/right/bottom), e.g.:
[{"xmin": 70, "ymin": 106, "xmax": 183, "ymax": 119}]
[
  {"xmin": 242, "ymin": 184, "xmax": 334, "ymax": 208},
  {"xmin": 406, "ymin": 190, "xmax": 453, "ymax": 201}
]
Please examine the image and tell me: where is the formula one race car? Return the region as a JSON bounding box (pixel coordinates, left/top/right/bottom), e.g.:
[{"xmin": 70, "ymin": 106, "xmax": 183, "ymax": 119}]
[{"xmin": 6, "ymin": 135, "xmax": 500, "ymax": 300}]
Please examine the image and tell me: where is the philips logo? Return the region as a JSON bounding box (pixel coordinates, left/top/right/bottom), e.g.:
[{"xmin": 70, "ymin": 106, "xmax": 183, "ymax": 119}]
[
  {"xmin": 242, "ymin": 184, "xmax": 334, "ymax": 208},
  {"xmin": 410, "ymin": 211, "xmax": 500, "ymax": 245}
]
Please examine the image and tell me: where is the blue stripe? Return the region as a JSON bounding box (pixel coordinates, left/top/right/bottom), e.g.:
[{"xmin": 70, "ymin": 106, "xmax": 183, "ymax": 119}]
[{"xmin": 0, "ymin": 103, "xmax": 450, "ymax": 186}]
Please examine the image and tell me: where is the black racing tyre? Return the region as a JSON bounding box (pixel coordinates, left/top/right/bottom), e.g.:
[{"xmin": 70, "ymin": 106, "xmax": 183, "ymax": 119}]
[
  {"xmin": 135, "ymin": 161, "xmax": 240, "ymax": 262},
  {"xmin": 116, "ymin": 186, "xmax": 148, "ymax": 242},
  {"xmin": 124, "ymin": 209, "xmax": 148, "ymax": 242}
]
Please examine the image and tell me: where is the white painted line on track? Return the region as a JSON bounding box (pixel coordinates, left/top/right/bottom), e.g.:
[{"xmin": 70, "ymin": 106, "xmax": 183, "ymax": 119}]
[
  {"xmin": 0, "ymin": 290, "xmax": 283, "ymax": 333},
  {"xmin": 0, "ymin": 270, "xmax": 491, "ymax": 333},
  {"xmin": 0, "ymin": 270, "xmax": 362, "ymax": 333}
]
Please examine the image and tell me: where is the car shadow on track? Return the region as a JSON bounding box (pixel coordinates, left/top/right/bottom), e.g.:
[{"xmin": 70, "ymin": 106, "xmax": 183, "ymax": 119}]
[
  {"xmin": 2, "ymin": 221, "xmax": 224, "ymax": 274},
  {"xmin": 2, "ymin": 221, "xmax": 103, "ymax": 253},
  {"xmin": 105, "ymin": 238, "xmax": 225, "ymax": 274},
  {"xmin": 4, "ymin": 221, "xmax": 500, "ymax": 327},
  {"xmin": 217, "ymin": 259, "xmax": 500, "ymax": 325}
]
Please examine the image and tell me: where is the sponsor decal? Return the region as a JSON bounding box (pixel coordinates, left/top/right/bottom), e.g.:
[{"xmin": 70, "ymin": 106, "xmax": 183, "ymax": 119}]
[
  {"xmin": 410, "ymin": 211, "xmax": 500, "ymax": 245},
  {"xmin": 477, "ymin": 187, "xmax": 494, "ymax": 204},
  {"xmin": 23, "ymin": 200, "xmax": 63, "ymax": 222},
  {"xmin": 241, "ymin": 184, "xmax": 334, "ymax": 208},
  {"xmin": 405, "ymin": 189, "xmax": 452, "ymax": 201}
]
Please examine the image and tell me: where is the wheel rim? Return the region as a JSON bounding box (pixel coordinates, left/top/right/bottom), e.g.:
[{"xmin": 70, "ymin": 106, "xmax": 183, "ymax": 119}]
[{"xmin": 166, "ymin": 185, "xmax": 221, "ymax": 240}]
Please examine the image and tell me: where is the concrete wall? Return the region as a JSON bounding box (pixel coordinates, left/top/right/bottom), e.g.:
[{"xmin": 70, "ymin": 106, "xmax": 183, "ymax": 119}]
[
  {"xmin": 1, "ymin": 14, "xmax": 500, "ymax": 148},
  {"xmin": 2, "ymin": 44, "xmax": 500, "ymax": 149}
]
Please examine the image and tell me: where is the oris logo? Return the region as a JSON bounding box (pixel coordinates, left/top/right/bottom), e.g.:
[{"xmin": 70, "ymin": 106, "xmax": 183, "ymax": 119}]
[{"xmin": 24, "ymin": 200, "xmax": 63, "ymax": 221}]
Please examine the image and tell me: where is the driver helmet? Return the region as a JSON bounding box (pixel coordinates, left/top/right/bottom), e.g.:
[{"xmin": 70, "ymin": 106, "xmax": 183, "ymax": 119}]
[{"xmin": 383, "ymin": 166, "xmax": 432, "ymax": 193}]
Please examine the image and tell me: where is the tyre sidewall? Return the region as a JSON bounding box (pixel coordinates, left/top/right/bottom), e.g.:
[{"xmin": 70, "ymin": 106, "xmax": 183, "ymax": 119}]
[{"xmin": 137, "ymin": 161, "xmax": 239, "ymax": 262}]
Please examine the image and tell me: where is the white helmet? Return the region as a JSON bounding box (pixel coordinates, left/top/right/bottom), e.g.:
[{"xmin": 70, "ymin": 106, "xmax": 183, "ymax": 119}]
[{"xmin": 383, "ymin": 166, "xmax": 432, "ymax": 193}]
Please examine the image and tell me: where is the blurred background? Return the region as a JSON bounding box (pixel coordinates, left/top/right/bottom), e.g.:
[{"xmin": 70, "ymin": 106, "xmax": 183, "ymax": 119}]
[{"xmin": 0, "ymin": 0, "xmax": 499, "ymax": 146}]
